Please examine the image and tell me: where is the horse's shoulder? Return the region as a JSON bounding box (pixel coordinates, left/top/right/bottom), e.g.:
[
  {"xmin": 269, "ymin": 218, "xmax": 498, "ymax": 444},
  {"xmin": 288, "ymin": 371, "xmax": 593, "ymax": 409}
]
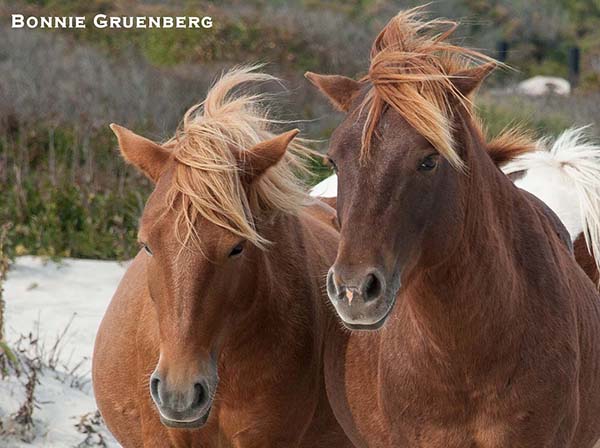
[
  {"xmin": 574, "ymin": 233, "xmax": 600, "ymax": 285},
  {"xmin": 520, "ymin": 189, "xmax": 573, "ymax": 254}
]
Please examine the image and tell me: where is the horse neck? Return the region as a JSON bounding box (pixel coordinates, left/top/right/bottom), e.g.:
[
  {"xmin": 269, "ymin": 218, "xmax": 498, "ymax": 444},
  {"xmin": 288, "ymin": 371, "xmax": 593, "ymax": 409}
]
[{"xmin": 401, "ymin": 111, "xmax": 525, "ymax": 364}]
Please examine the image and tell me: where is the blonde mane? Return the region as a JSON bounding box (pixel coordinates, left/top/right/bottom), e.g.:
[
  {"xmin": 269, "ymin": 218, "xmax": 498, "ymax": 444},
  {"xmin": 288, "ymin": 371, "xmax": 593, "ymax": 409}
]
[
  {"xmin": 165, "ymin": 66, "xmax": 310, "ymax": 250},
  {"xmin": 484, "ymin": 124, "xmax": 539, "ymax": 166},
  {"xmin": 361, "ymin": 7, "xmax": 497, "ymax": 168}
]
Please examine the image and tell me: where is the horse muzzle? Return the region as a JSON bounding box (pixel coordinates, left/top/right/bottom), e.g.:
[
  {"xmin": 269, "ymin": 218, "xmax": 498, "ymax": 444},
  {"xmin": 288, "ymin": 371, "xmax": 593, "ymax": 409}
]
[
  {"xmin": 326, "ymin": 266, "xmax": 397, "ymax": 330},
  {"xmin": 150, "ymin": 371, "xmax": 215, "ymax": 429}
]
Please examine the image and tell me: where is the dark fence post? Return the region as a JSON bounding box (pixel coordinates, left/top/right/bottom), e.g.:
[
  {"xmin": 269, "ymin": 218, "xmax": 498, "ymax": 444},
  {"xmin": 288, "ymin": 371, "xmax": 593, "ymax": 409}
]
[
  {"xmin": 497, "ymin": 40, "xmax": 509, "ymax": 63},
  {"xmin": 568, "ymin": 46, "xmax": 580, "ymax": 87}
]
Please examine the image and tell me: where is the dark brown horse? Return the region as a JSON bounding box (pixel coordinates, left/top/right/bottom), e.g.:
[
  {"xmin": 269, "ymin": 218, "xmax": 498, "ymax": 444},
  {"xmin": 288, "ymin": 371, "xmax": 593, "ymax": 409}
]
[
  {"xmin": 313, "ymin": 126, "xmax": 600, "ymax": 285},
  {"xmin": 92, "ymin": 67, "xmax": 353, "ymax": 448},
  {"xmin": 307, "ymin": 9, "xmax": 600, "ymax": 447}
]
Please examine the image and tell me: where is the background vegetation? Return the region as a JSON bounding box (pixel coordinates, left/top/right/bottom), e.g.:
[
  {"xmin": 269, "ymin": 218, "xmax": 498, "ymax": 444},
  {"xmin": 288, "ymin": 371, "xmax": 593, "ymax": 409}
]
[{"xmin": 1, "ymin": 0, "xmax": 600, "ymax": 260}]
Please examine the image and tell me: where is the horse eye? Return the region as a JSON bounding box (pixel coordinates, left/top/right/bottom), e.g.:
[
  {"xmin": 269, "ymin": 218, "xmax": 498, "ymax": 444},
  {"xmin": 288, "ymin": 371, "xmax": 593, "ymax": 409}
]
[
  {"xmin": 142, "ymin": 243, "xmax": 153, "ymax": 256},
  {"xmin": 229, "ymin": 243, "xmax": 244, "ymax": 257},
  {"xmin": 418, "ymin": 155, "xmax": 437, "ymax": 171}
]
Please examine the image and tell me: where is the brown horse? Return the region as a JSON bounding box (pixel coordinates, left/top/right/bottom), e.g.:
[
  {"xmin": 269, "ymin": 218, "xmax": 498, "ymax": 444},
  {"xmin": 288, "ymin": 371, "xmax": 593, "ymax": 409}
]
[
  {"xmin": 92, "ymin": 67, "xmax": 353, "ymax": 448},
  {"xmin": 307, "ymin": 9, "xmax": 600, "ymax": 447},
  {"xmin": 313, "ymin": 126, "xmax": 600, "ymax": 285}
]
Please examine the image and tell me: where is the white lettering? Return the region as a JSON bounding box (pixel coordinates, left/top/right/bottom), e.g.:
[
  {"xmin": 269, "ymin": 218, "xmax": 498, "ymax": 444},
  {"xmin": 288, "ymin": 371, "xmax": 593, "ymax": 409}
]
[
  {"xmin": 26, "ymin": 17, "xmax": 38, "ymax": 28},
  {"xmin": 201, "ymin": 16, "xmax": 213, "ymax": 28},
  {"xmin": 40, "ymin": 16, "xmax": 52, "ymax": 28},
  {"xmin": 94, "ymin": 14, "xmax": 107, "ymax": 28},
  {"xmin": 11, "ymin": 14, "xmax": 24, "ymax": 28},
  {"xmin": 55, "ymin": 16, "xmax": 67, "ymax": 28},
  {"xmin": 12, "ymin": 14, "xmax": 214, "ymax": 29}
]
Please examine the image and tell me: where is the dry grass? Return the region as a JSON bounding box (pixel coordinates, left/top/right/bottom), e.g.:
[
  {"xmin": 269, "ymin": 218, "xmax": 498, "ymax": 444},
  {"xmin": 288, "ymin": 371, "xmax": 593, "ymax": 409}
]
[
  {"xmin": 0, "ymin": 223, "xmax": 10, "ymax": 340},
  {"xmin": 75, "ymin": 411, "xmax": 108, "ymax": 448}
]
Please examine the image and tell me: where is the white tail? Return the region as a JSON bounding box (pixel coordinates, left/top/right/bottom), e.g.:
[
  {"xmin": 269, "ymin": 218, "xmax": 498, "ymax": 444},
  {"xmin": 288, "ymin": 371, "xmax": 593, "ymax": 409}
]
[{"xmin": 503, "ymin": 127, "xmax": 600, "ymax": 278}]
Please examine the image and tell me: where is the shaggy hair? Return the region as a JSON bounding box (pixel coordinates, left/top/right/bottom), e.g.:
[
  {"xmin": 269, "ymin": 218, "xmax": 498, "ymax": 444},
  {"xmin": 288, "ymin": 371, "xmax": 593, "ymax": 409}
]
[
  {"xmin": 360, "ymin": 7, "xmax": 496, "ymax": 168},
  {"xmin": 485, "ymin": 125, "xmax": 539, "ymax": 166},
  {"xmin": 164, "ymin": 66, "xmax": 311, "ymax": 250}
]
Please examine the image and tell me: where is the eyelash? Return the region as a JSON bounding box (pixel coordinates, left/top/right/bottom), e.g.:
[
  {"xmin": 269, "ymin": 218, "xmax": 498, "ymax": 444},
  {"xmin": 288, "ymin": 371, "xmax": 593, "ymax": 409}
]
[
  {"xmin": 140, "ymin": 242, "xmax": 153, "ymax": 256},
  {"xmin": 326, "ymin": 157, "xmax": 338, "ymax": 173}
]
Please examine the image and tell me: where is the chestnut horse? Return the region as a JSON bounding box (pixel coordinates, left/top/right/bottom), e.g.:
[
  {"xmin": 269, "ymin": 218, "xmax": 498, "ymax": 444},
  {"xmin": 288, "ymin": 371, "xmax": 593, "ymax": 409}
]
[
  {"xmin": 92, "ymin": 67, "xmax": 353, "ymax": 448},
  {"xmin": 307, "ymin": 9, "xmax": 600, "ymax": 447}
]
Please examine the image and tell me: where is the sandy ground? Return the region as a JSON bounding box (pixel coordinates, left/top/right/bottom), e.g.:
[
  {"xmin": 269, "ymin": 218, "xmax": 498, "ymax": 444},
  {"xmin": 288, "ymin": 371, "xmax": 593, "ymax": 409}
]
[{"xmin": 1, "ymin": 256, "xmax": 126, "ymax": 447}]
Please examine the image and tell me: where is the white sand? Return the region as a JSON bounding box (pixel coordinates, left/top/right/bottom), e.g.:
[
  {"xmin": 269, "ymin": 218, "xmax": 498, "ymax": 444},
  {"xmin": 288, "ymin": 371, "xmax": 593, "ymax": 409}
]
[{"xmin": 1, "ymin": 256, "xmax": 126, "ymax": 447}]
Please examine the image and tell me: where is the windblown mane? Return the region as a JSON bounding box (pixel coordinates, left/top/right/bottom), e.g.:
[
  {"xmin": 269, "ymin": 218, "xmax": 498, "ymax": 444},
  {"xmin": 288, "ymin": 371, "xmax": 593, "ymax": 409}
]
[
  {"xmin": 361, "ymin": 7, "xmax": 497, "ymax": 167},
  {"xmin": 485, "ymin": 126, "xmax": 539, "ymax": 166},
  {"xmin": 165, "ymin": 66, "xmax": 310, "ymax": 250}
]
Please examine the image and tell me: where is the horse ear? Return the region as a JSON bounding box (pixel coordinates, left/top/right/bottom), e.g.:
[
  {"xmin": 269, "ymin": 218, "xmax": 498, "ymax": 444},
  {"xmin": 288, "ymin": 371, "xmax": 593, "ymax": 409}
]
[
  {"xmin": 110, "ymin": 123, "xmax": 169, "ymax": 182},
  {"xmin": 451, "ymin": 62, "xmax": 497, "ymax": 96},
  {"xmin": 242, "ymin": 129, "xmax": 299, "ymax": 182},
  {"xmin": 305, "ymin": 72, "xmax": 361, "ymax": 112}
]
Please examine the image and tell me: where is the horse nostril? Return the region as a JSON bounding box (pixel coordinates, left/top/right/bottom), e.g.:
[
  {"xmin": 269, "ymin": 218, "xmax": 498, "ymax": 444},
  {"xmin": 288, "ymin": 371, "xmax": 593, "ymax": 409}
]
[
  {"xmin": 326, "ymin": 269, "xmax": 343, "ymax": 299},
  {"xmin": 150, "ymin": 376, "xmax": 161, "ymax": 405},
  {"xmin": 363, "ymin": 272, "xmax": 383, "ymax": 301},
  {"xmin": 192, "ymin": 382, "xmax": 207, "ymax": 409}
]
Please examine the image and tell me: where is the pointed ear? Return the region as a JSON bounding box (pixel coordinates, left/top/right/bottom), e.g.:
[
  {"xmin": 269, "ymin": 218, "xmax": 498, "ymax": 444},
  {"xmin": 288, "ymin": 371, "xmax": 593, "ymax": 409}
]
[
  {"xmin": 110, "ymin": 123, "xmax": 170, "ymax": 182},
  {"xmin": 241, "ymin": 129, "xmax": 299, "ymax": 182},
  {"xmin": 305, "ymin": 72, "xmax": 361, "ymax": 112},
  {"xmin": 451, "ymin": 62, "xmax": 497, "ymax": 96}
]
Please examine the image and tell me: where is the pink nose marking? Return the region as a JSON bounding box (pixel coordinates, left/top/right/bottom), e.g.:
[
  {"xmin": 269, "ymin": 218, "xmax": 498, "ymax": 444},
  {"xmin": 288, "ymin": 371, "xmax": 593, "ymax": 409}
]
[{"xmin": 346, "ymin": 289, "xmax": 354, "ymax": 304}]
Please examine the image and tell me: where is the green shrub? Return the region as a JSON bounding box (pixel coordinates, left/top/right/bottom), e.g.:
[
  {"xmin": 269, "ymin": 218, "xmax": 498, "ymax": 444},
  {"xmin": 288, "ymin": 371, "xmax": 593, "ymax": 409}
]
[
  {"xmin": 304, "ymin": 155, "xmax": 333, "ymax": 186},
  {"xmin": 2, "ymin": 180, "xmax": 146, "ymax": 260},
  {"xmin": 0, "ymin": 124, "xmax": 150, "ymax": 261}
]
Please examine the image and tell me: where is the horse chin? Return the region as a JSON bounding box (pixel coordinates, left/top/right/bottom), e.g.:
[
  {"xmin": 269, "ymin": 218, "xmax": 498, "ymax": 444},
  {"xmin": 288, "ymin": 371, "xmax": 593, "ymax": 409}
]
[
  {"xmin": 159, "ymin": 408, "xmax": 211, "ymax": 430},
  {"xmin": 342, "ymin": 316, "xmax": 389, "ymax": 331},
  {"xmin": 338, "ymin": 295, "xmax": 397, "ymax": 331}
]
